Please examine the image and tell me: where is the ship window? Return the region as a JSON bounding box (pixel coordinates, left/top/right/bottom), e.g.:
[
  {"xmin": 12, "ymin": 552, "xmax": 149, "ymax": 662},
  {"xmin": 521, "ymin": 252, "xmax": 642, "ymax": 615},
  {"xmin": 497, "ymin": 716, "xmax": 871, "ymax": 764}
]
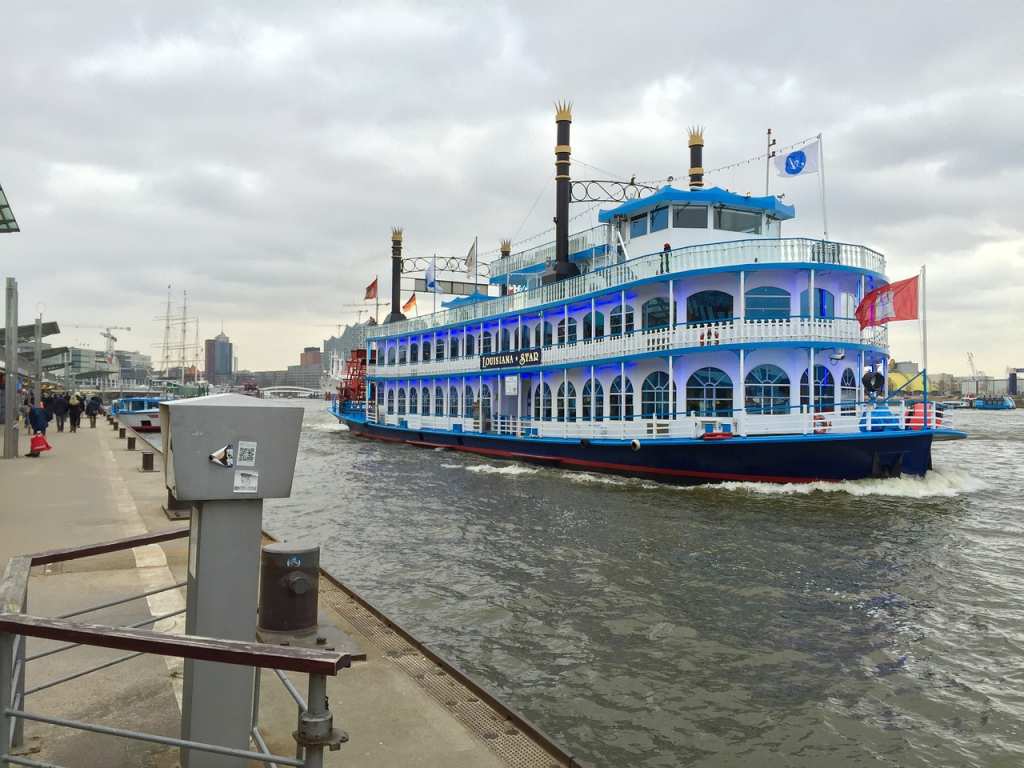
[
  {"xmin": 800, "ymin": 288, "xmax": 835, "ymax": 319},
  {"xmin": 421, "ymin": 386, "xmax": 430, "ymax": 415},
  {"xmin": 534, "ymin": 321, "xmax": 553, "ymax": 348},
  {"xmin": 464, "ymin": 385, "xmax": 474, "ymax": 418},
  {"xmin": 435, "ymin": 336, "xmax": 445, "ymax": 361},
  {"xmin": 409, "ymin": 342, "xmax": 419, "ymax": 363},
  {"xmin": 687, "ymin": 290, "xmax": 733, "ymax": 324},
  {"xmin": 630, "ymin": 214, "xmax": 648, "ymax": 238},
  {"xmin": 556, "ymin": 381, "xmax": 577, "ymax": 422},
  {"xmin": 481, "ymin": 331, "xmax": 492, "ymax": 355},
  {"xmin": 410, "ymin": 387, "xmax": 418, "ymax": 414},
  {"xmin": 533, "ymin": 383, "xmax": 552, "ymax": 421},
  {"xmin": 642, "ymin": 372, "xmax": 672, "ymax": 418},
  {"xmin": 387, "ymin": 346, "xmax": 396, "ymax": 366},
  {"xmin": 465, "ymin": 334, "xmax": 475, "ymax": 357},
  {"xmin": 714, "ymin": 207, "xmax": 762, "ymax": 234},
  {"xmin": 448, "ymin": 386, "xmax": 459, "ymax": 417},
  {"xmin": 610, "ymin": 375, "xmax": 635, "ymax": 421},
  {"xmin": 422, "ymin": 340, "xmax": 431, "ymax": 362},
  {"xmin": 745, "ymin": 287, "xmax": 790, "ymax": 320},
  {"xmin": 434, "ymin": 386, "xmax": 444, "ymax": 416},
  {"xmin": 480, "ymin": 385, "xmax": 492, "ymax": 421},
  {"xmin": 518, "ymin": 324, "xmax": 530, "ymax": 350},
  {"xmin": 582, "ymin": 311, "xmax": 604, "ymax": 341},
  {"xmin": 840, "ymin": 368, "xmax": 857, "ymax": 415},
  {"xmin": 686, "ymin": 367, "xmax": 733, "ymax": 416},
  {"xmin": 642, "ymin": 297, "xmax": 671, "ymax": 329},
  {"xmin": 556, "ymin": 317, "xmax": 578, "ymax": 346},
  {"xmin": 744, "ymin": 365, "xmax": 790, "ymax": 414},
  {"xmin": 376, "ymin": 386, "xmax": 384, "ymax": 406},
  {"xmin": 609, "ymin": 305, "xmax": 635, "ymax": 337},
  {"xmin": 650, "ymin": 206, "xmax": 669, "ymax": 233},
  {"xmin": 398, "ymin": 388, "xmax": 407, "ymax": 415},
  {"xmin": 673, "ymin": 205, "xmax": 707, "ymax": 229},
  {"xmin": 500, "ymin": 328, "xmax": 511, "ymax": 352},
  {"xmin": 398, "ymin": 345, "xmax": 407, "ymax": 365},
  {"xmin": 387, "ymin": 389, "xmax": 395, "ymax": 414},
  {"xmin": 800, "ymin": 365, "xmax": 835, "ymax": 411},
  {"xmin": 582, "ymin": 378, "xmax": 604, "ymax": 421},
  {"xmin": 450, "ymin": 335, "xmax": 459, "ymax": 359}
]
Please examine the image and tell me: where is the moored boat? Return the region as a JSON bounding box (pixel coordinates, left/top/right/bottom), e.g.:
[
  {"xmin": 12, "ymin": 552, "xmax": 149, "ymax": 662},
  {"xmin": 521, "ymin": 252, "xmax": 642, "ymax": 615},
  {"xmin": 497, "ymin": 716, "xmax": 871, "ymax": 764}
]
[
  {"xmin": 973, "ymin": 395, "xmax": 1015, "ymax": 410},
  {"xmin": 110, "ymin": 396, "xmax": 164, "ymax": 432}
]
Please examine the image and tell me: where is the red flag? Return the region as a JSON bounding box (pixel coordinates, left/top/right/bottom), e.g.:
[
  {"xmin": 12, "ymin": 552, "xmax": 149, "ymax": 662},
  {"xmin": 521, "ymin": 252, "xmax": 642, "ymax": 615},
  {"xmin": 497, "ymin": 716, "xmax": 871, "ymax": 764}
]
[
  {"xmin": 402, "ymin": 293, "xmax": 416, "ymax": 313},
  {"xmin": 855, "ymin": 275, "xmax": 919, "ymax": 329},
  {"xmin": 364, "ymin": 278, "xmax": 378, "ymax": 301}
]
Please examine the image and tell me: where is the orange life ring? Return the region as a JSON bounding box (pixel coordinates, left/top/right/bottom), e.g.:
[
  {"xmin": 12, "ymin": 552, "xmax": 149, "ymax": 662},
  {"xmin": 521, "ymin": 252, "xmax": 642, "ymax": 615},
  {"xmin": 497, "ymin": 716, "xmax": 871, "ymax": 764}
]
[{"xmin": 813, "ymin": 413, "xmax": 830, "ymax": 434}]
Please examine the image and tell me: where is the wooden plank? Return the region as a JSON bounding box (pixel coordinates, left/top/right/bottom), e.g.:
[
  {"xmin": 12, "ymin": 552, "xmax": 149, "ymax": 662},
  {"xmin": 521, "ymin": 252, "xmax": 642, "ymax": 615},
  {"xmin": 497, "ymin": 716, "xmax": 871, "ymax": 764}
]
[
  {"xmin": 0, "ymin": 614, "xmax": 350, "ymax": 675},
  {"xmin": 30, "ymin": 527, "xmax": 188, "ymax": 565},
  {"xmin": 0, "ymin": 556, "xmax": 31, "ymax": 614}
]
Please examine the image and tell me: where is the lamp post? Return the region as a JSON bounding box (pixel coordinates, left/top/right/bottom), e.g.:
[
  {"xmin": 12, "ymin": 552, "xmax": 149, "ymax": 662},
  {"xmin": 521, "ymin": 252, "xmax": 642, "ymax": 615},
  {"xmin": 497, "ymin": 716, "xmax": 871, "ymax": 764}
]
[{"xmin": 2, "ymin": 182, "xmax": 21, "ymax": 459}]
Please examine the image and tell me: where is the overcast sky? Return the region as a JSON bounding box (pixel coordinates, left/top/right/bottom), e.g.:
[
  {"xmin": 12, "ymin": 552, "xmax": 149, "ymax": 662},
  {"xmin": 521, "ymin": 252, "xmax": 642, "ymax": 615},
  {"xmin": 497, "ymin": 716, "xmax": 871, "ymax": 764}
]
[{"xmin": 1, "ymin": 1, "xmax": 1021, "ymax": 374}]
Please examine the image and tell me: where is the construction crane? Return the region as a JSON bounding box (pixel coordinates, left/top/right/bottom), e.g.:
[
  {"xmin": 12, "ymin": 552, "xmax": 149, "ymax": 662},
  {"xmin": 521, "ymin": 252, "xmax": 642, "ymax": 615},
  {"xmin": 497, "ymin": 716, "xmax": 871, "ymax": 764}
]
[
  {"xmin": 967, "ymin": 352, "xmax": 978, "ymax": 379},
  {"xmin": 67, "ymin": 325, "xmax": 132, "ymax": 366}
]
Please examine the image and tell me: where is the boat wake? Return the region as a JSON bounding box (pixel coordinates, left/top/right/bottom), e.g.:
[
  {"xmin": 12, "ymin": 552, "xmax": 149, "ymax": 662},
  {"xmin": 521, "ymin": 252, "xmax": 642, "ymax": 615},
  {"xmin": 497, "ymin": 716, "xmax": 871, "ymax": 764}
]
[
  {"xmin": 442, "ymin": 462, "xmax": 540, "ymax": 476},
  {"xmin": 685, "ymin": 466, "xmax": 986, "ymax": 498}
]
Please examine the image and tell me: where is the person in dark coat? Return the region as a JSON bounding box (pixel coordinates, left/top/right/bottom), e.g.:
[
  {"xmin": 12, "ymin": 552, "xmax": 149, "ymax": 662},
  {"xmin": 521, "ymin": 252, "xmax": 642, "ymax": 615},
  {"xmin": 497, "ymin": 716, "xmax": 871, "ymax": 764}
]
[
  {"xmin": 86, "ymin": 395, "xmax": 102, "ymax": 428},
  {"xmin": 27, "ymin": 401, "xmax": 52, "ymax": 457},
  {"xmin": 51, "ymin": 394, "xmax": 68, "ymax": 432},
  {"xmin": 68, "ymin": 392, "xmax": 84, "ymax": 432}
]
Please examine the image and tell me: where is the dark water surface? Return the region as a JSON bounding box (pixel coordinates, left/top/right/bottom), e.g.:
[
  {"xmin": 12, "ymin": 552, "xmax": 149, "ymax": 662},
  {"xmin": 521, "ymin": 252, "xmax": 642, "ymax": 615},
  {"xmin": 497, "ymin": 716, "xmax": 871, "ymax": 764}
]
[{"xmin": 266, "ymin": 404, "xmax": 1023, "ymax": 767}]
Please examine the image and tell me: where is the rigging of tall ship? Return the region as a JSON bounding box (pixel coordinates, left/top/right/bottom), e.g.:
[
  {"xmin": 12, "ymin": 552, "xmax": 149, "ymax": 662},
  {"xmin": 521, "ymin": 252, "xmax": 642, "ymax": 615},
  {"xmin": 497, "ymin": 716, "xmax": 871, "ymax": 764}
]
[{"xmin": 331, "ymin": 102, "xmax": 965, "ymax": 484}]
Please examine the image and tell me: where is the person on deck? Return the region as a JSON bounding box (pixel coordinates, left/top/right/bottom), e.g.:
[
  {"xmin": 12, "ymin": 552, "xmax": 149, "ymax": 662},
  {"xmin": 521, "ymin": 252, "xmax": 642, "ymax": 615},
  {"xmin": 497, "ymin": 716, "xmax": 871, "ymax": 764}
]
[
  {"xmin": 68, "ymin": 392, "xmax": 84, "ymax": 432},
  {"xmin": 86, "ymin": 395, "xmax": 102, "ymax": 428},
  {"xmin": 50, "ymin": 393, "xmax": 69, "ymax": 432},
  {"xmin": 26, "ymin": 401, "xmax": 52, "ymax": 458}
]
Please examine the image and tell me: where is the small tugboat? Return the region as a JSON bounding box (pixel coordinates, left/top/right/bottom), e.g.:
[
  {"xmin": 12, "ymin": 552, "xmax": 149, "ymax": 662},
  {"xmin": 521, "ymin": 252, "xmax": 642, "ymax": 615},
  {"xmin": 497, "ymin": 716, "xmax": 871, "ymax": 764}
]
[
  {"xmin": 109, "ymin": 396, "xmax": 164, "ymax": 432},
  {"xmin": 330, "ymin": 103, "xmax": 965, "ymax": 483}
]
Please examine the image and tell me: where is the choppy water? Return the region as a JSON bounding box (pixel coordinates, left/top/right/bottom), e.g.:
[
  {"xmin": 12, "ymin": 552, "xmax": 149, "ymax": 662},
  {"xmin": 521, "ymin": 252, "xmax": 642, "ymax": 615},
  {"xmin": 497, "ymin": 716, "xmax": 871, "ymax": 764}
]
[{"xmin": 266, "ymin": 404, "xmax": 1024, "ymax": 767}]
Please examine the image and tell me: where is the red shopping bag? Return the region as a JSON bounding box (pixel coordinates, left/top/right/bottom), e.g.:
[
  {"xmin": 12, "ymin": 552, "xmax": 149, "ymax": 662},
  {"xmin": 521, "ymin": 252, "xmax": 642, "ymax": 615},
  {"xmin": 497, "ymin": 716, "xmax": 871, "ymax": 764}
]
[{"xmin": 30, "ymin": 434, "xmax": 52, "ymax": 453}]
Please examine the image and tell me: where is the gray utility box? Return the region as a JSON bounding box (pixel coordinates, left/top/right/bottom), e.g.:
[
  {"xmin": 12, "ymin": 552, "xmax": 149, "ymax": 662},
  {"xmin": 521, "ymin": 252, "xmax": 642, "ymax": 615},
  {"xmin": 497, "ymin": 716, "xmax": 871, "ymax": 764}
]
[{"xmin": 162, "ymin": 393, "xmax": 304, "ymax": 501}]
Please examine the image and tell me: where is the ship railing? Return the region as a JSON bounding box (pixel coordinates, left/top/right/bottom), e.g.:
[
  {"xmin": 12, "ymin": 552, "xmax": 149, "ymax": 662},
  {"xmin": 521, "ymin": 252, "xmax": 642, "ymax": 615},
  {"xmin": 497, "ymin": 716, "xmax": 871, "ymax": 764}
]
[
  {"xmin": 488, "ymin": 225, "xmax": 609, "ymax": 279},
  {"xmin": 1, "ymin": 529, "xmax": 350, "ymax": 768},
  {"xmin": 369, "ymin": 238, "xmax": 887, "ymax": 340}
]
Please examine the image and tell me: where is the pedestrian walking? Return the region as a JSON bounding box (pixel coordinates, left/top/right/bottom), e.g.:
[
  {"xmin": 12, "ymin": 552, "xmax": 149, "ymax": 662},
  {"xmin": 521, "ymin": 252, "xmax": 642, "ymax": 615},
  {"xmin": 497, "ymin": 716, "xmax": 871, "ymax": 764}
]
[
  {"xmin": 26, "ymin": 401, "xmax": 52, "ymax": 457},
  {"xmin": 86, "ymin": 395, "xmax": 101, "ymax": 428},
  {"xmin": 51, "ymin": 393, "xmax": 69, "ymax": 432},
  {"xmin": 68, "ymin": 392, "xmax": 84, "ymax": 432}
]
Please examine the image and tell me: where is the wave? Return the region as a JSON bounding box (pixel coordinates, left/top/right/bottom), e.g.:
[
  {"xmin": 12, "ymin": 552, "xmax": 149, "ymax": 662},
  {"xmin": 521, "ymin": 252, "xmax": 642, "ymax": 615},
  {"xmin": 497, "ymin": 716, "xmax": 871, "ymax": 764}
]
[{"xmin": 464, "ymin": 463, "xmax": 540, "ymax": 476}]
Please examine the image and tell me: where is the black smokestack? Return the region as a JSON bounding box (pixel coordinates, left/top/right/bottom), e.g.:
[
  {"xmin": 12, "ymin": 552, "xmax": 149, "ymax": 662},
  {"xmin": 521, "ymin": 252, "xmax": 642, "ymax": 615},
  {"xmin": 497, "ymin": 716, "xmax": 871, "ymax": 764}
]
[
  {"xmin": 553, "ymin": 101, "xmax": 580, "ymax": 281},
  {"xmin": 688, "ymin": 126, "xmax": 704, "ymax": 189},
  {"xmin": 383, "ymin": 227, "xmax": 406, "ymax": 323},
  {"xmin": 500, "ymin": 239, "xmax": 511, "ymax": 296}
]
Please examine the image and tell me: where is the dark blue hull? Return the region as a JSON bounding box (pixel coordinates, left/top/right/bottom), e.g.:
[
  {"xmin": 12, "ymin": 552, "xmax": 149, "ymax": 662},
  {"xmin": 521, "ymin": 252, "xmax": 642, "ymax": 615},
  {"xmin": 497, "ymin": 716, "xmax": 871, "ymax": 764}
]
[{"xmin": 334, "ymin": 411, "xmax": 942, "ymax": 484}]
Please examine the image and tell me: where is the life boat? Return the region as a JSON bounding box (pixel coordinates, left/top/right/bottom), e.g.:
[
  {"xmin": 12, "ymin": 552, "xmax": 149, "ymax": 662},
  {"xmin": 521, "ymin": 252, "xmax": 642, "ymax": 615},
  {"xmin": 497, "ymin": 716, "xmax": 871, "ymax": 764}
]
[{"xmin": 700, "ymin": 431, "xmax": 734, "ymax": 440}]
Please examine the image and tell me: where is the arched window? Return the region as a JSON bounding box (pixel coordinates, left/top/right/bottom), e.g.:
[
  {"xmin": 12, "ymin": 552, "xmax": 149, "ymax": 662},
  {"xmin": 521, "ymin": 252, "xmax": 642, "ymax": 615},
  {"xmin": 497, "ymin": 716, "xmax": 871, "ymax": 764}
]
[
  {"xmin": 533, "ymin": 321, "xmax": 553, "ymax": 348},
  {"xmin": 533, "ymin": 383, "xmax": 552, "ymax": 421},
  {"xmin": 582, "ymin": 311, "xmax": 604, "ymax": 341},
  {"xmin": 641, "ymin": 372, "xmax": 672, "ymax": 418},
  {"xmin": 480, "ymin": 385, "xmax": 492, "ymax": 421},
  {"xmin": 448, "ymin": 386, "xmax": 459, "ymax": 417},
  {"xmin": 421, "ymin": 386, "xmax": 430, "ymax": 415},
  {"xmin": 398, "ymin": 345, "xmax": 407, "ymax": 365},
  {"xmin": 422, "ymin": 339, "xmax": 431, "ymax": 362},
  {"xmin": 582, "ymin": 379, "xmax": 604, "ymax": 420},
  {"xmin": 800, "ymin": 288, "xmax": 835, "ymax": 319},
  {"xmin": 481, "ymin": 331, "xmax": 493, "ymax": 355},
  {"xmin": 500, "ymin": 328, "xmax": 511, "ymax": 352},
  {"xmin": 556, "ymin": 381, "xmax": 577, "ymax": 422},
  {"xmin": 434, "ymin": 386, "xmax": 444, "ymax": 416},
  {"xmin": 435, "ymin": 336, "xmax": 445, "ymax": 361},
  {"xmin": 686, "ymin": 290, "xmax": 733, "ymax": 324},
  {"xmin": 610, "ymin": 375, "xmax": 635, "ymax": 421},
  {"xmin": 609, "ymin": 305, "xmax": 635, "ymax": 337},
  {"xmin": 745, "ymin": 365, "xmax": 790, "ymax": 414},
  {"xmin": 518, "ymin": 325, "xmax": 530, "ymax": 349},
  {"xmin": 386, "ymin": 389, "xmax": 395, "ymax": 414},
  {"xmin": 449, "ymin": 335, "xmax": 459, "ymax": 359},
  {"xmin": 800, "ymin": 365, "xmax": 835, "ymax": 411},
  {"xmin": 642, "ymin": 297, "xmax": 671, "ymax": 329},
  {"xmin": 685, "ymin": 367, "xmax": 733, "ymax": 416},
  {"xmin": 840, "ymin": 368, "xmax": 857, "ymax": 415},
  {"xmin": 387, "ymin": 346, "xmax": 396, "ymax": 365},
  {"xmin": 463, "ymin": 385, "xmax": 474, "ymax": 418},
  {"xmin": 465, "ymin": 334, "xmax": 475, "ymax": 357},
  {"xmin": 409, "ymin": 342, "xmax": 419, "ymax": 363},
  {"xmin": 745, "ymin": 287, "xmax": 790, "ymax": 320},
  {"xmin": 556, "ymin": 317, "xmax": 578, "ymax": 346},
  {"xmin": 376, "ymin": 385, "xmax": 384, "ymax": 407},
  {"xmin": 408, "ymin": 387, "xmax": 416, "ymax": 414}
]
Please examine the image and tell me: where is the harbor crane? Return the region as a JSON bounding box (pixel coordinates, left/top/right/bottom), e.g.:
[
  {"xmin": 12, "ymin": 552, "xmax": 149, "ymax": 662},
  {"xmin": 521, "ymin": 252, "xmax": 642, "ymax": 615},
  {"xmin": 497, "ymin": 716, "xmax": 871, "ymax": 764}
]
[{"xmin": 67, "ymin": 324, "xmax": 132, "ymax": 366}]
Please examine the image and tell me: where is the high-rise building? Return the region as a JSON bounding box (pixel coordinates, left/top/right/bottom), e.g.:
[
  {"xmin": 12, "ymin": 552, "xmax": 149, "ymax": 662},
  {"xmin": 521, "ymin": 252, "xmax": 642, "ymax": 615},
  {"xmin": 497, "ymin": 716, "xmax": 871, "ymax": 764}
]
[
  {"xmin": 204, "ymin": 331, "xmax": 233, "ymax": 384},
  {"xmin": 300, "ymin": 346, "xmax": 321, "ymax": 368}
]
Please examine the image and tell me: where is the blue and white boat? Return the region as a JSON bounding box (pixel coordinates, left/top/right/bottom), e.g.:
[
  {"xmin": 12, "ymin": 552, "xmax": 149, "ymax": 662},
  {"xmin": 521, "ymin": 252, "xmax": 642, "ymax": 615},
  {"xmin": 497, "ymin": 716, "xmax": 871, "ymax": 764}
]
[
  {"xmin": 110, "ymin": 396, "xmax": 164, "ymax": 432},
  {"xmin": 331, "ymin": 106, "xmax": 964, "ymax": 483},
  {"xmin": 973, "ymin": 395, "xmax": 1015, "ymax": 410}
]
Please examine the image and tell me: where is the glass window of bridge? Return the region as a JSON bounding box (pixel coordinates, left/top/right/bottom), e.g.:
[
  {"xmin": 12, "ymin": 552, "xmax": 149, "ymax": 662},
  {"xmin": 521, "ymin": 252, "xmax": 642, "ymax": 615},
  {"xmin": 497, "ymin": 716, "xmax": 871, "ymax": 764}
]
[
  {"xmin": 409, "ymin": 342, "xmax": 419, "ymax": 363},
  {"xmin": 481, "ymin": 331, "xmax": 493, "ymax": 355},
  {"xmin": 557, "ymin": 381, "xmax": 577, "ymax": 422},
  {"xmin": 409, "ymin": 387, "xmax": 417, "ymax": 414},
  {"xmin": 386, "ymin": 346, "xmax": 396, "ymax": 365},
  {"xmin": 609, "ymin": 305, "xmax": 635, "ymax": 337},
  {"xmin": 449, "ymin": 335, "xmax": 459, "ymax": 359},
  {"xmin": 387, "ymin": 389, "xmax": 395, "ymax": 414},
  {"xmin": 434, "ymin": 386, "xmax": 444, "ymax": 416},
  {"xmin": 435, "ymin": 336, "xmax": 445, "ymax": 361},
  {"xmin": 582, "ymin": 379, "xmax": 604, "ymax": 420},
  {"xmin": 840, "ymin": 368, "xmax": 857, "ymax": 415},
  {"xmin": 714, "ymin": 207, "xmax": 762, "ymax": 234},
  {"xmin": 397, "ymin": 388, "xmax": 406, "ymax": 415},
  {"xmin": 398, "ymin": 345, "xmax": 407, "ymax": 365},
  {"xmin": 687, "ymin": 290, "xmax": 733, "ymax": 324},
  {"xmin": 421, "ymin": 386, "xmax": 430, "ymax": 415},
  {"xmin": 465, "ymin": 333, "xmax": 475, "ymax": 357},
  {"xmin": 642, "ymin": 371, "xmax": 672, "ymax": 418},
  {"xmin": 800, "ymin": 365, "xmax": 835, "ymax": 411},
  {"xmin": 642, "ymin": 298, "xmax": 671, "ymax": 329},
  {"xmin": 448, "ymin": 386, "xmax": 459, "ymax": 417},
  {"xmin": 799, "ymin": 288, "xmax": 835, "ymax": 319},
  {"xmin": 630, "ymin": 214, "xmax": 648, "ymax": 238},
  {"xmin": 744, "ymin": 365, "xmax": 790, "ymax": 414},
  {"xmin": 686, "ymin": 367, "xmax": 733, "ymax": 416},
  {"xmin": 464, "ymin": 385, "xmax": 474, "ymax": 417},
  {"xmin": 534, "ymin": 321, "xmax": 553, "ymax": 348},
  {"xmin": 745, "ymin": 287, "xmax": 790, "ymax": 320},
  {"xmin": 557, "ymin": 317, "xmax": 578, "ymax": 345},
  {"xmin": 650, "ymin": 206, "xmax": 669, "ymax": 233},
  {"xmin": 610, "ymin": 375, "xmax": 635, "ymax": 421},
  {"xmin": 582, "ymin": 311, "xmax": 604, "ymax": 341},
  {"xmin": 500, "ymin": 328, "xmax": 511, "ymax": 352},
  {"xmin": 533, "ymin": 382, "xmax": 552, "ymax": 421},
  {"xmin": 673, "ymin": 204, "xmax": 707, "ymax": 229}
]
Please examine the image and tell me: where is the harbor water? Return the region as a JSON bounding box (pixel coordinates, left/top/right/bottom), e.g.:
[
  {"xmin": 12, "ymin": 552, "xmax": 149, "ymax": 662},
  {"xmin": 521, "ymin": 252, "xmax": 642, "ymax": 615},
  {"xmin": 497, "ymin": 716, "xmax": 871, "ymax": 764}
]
[{"xmin": 266, "ymin": 403, "xmax": 1023, "ymax": 767}]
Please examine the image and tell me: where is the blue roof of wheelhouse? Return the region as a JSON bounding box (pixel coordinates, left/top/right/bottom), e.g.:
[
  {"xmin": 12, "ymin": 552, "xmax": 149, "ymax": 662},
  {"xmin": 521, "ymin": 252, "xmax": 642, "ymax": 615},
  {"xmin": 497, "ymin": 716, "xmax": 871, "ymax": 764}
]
[{"xmin": 598, "ymin": 185, "xmax": 796, "ymax": 223}]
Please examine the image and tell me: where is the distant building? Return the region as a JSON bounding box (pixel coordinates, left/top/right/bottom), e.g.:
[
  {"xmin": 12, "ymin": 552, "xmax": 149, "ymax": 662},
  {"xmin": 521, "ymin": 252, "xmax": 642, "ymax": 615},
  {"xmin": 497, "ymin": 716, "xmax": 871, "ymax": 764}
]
[
  {"xmin": 300, "ymin": 346, "xmax": 321, "ymax": 368},
  {"xmin": 115, "ymin": 349, "xmax": 152, "ymax": 384},
  {"xmin": 204, "ymin": 331, "xmax": 233, "ymax": 385},
  {"xmin": 323, "ymin": 322, "xmax": 372, "ymax": 379}
]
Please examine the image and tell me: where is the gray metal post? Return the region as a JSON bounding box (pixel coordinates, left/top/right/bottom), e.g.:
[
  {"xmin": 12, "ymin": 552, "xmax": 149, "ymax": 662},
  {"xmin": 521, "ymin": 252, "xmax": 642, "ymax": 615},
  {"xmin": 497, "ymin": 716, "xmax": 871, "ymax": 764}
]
[
  {"xmin": 3, "ymin": 278, "xmax": 18, "ymax": 459},
  {"xmin": 301, "ymin": 674, "xmax": 328, "ymax": 768},
  {"xmin": 32, "ymin": 316, "xmax": 41, "ymax": 406},
  {"xmin": 1, "ymin": 631, "xmax": 13, "ymax": 758}
]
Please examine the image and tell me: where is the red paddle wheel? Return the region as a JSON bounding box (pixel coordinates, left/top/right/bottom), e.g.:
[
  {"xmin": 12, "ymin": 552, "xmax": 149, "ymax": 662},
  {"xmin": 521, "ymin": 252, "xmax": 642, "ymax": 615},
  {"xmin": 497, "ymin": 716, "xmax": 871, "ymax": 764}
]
[{"xmin": 337, "ymin": 348, "xmax": 367, "ymax": 407}]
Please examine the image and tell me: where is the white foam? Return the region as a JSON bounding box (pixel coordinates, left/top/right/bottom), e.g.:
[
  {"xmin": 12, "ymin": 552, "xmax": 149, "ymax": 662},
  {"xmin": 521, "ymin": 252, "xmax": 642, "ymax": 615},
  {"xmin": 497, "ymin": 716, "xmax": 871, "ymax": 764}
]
[{"xmin": 463, "ymin": 463, "xmax": 540, "ymax": 476}]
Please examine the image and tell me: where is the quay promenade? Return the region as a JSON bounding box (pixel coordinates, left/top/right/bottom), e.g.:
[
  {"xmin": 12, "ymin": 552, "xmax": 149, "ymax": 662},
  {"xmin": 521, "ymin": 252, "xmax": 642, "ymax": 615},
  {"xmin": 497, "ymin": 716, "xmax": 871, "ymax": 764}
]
[{"xmin": 0, "ymin": 424, "xmax": 574, "ymax": 767}]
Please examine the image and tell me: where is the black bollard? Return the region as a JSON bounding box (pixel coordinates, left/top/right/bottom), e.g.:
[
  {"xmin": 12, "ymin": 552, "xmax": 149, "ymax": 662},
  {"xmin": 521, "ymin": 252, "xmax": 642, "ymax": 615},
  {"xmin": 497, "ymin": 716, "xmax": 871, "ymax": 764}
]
[
  {"xmin": 141, "ymin": 451, "xmax": 155, "ymax": 472},
  {"xmin": 126, "ymin": 436, "xmax": 136, "ymax": 450},
  {"xmin": 118, "ymin": 427, "xmax": 126, "ymax": 439}
]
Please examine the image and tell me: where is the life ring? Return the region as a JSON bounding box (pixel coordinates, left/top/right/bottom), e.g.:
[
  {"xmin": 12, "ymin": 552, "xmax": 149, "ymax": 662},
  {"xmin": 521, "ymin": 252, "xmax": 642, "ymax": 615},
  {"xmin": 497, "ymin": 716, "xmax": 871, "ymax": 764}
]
[{"xmin": 813, "ymin": 413, "xmax": 830, "ymax": 434}]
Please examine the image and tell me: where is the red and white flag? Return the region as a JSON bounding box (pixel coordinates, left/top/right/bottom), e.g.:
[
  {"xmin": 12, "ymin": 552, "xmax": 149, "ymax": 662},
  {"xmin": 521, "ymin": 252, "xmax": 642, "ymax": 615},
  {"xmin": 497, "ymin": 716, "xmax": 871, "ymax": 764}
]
[
  {"xmin": 402, "ymin": 293, "xmax": 417, "ymax": 313},
  {"xmin": 364, "ymin": 277, "xmax": 378, "ymax": 301},
  {"xmin": 855, "ymin": 275, "xmax": 919, "ymax": 329}
]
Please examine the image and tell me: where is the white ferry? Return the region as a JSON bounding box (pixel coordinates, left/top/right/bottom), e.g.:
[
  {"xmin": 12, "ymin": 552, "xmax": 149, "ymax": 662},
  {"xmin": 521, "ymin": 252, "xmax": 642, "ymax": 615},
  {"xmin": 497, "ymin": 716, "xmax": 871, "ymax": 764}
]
[
  {"xmin": 110, "ymin": 396, "xmax": 163, "ymax": 433},
  {"xmin": 331, "ymin": 105, "xmax": 964, "ymax": 483}
]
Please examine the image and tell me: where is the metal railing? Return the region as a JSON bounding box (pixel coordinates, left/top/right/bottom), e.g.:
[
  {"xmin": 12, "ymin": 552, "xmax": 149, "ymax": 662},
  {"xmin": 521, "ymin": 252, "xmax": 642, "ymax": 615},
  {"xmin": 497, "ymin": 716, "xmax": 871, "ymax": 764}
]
[
  {"xmin": 489, "ymin": 224, "xmax": 609, "ymax": 279},
  {"xmin": 1, "ymin": 529, "xmax": 350, "ymax": 768}
]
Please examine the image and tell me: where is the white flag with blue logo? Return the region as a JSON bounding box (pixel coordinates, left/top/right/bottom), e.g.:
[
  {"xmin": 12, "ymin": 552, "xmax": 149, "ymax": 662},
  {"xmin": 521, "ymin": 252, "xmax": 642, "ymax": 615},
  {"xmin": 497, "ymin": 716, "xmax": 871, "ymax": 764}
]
[
  {"xmin": 425, "ymin": 255, "xmax": 440, "ymax": 292},
  {"xmin": 775, "ymin": 140, "xmax": 820, "ymax": 177}
]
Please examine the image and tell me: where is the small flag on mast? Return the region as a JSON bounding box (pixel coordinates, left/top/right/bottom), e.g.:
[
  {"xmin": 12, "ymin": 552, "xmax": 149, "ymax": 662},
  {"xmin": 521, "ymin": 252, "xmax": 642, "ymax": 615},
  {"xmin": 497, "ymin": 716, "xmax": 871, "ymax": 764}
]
[
  {"xmin": 364, "ymin": 277, "xmax": 378, "ymax": 300},
  {"xmin": 775, "ymin": 140, "xmax": 820, "ymax": 177},
  {"xmin": 465, "ymin": 236, "xmax": 478, "ymax": 277},
  {"xmin": 855, "ymin": 275, "xmax": 919, "ymax": 329},
  {"xmin": 425, "ymin": 256, "xmax": 440, "ymax": 292},
  {"xmin": 402, "ymin": 293, "xmax": 417, "ymax": 313}
]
